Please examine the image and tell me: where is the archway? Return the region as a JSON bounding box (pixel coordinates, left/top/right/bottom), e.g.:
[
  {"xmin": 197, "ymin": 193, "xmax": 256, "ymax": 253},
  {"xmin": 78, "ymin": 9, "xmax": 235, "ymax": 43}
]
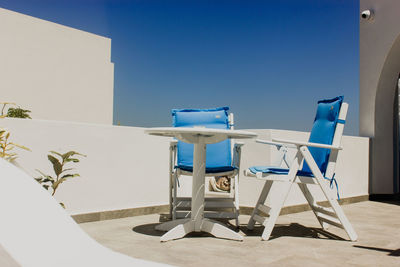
[{"xmin": 372, "ymin": 35, "xmax": 400, "ymax": 195}]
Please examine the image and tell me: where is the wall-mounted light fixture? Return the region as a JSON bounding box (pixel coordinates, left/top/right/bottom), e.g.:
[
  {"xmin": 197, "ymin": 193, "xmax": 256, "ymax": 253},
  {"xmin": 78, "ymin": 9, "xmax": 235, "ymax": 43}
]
[{"xmin": 361, "ymin": 10, "xmax": 374, "ymax": 21}]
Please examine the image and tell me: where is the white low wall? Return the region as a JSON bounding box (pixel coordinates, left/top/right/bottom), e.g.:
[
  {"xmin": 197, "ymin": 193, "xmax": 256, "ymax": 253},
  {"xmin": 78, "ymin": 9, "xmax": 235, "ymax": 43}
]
[{"xmin": 1, "ymin": 118, "xmax": 369, "ymax": 215}]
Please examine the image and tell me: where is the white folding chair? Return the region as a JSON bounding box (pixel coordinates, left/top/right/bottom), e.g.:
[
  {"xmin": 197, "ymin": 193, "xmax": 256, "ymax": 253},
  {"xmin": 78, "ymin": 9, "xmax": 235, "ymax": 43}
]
[
  {"xmin": 169, "ymin": 107, "xmax": 243, "ymax": 226},
  {"xmin": 244, "ymin": 96, "xmax": 357, "ymax": 241}
]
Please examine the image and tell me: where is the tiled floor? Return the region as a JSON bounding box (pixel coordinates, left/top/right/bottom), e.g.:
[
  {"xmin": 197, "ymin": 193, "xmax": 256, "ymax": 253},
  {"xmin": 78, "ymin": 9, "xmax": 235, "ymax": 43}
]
[{"xmin": 80, "ymin": 201, "xmax": 400, "ymax": 266}]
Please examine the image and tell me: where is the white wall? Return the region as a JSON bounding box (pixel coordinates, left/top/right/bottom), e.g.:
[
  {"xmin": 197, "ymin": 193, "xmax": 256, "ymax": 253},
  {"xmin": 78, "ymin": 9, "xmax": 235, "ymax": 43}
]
[
  {"xmin": 1, "ymin": 118, "xmax": 369, "ymax": 215},
  {"xmin": 0, "ymin": 8, "xmax": 114, "ymax": 125},
  {"xmin": 360, "ymin": 0, "xmax": 400, "ymax": 193}
]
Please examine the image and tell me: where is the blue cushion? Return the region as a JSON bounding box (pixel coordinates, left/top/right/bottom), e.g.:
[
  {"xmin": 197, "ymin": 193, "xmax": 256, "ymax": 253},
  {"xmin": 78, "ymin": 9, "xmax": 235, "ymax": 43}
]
[
  {"xmin": 301, "ymin": 96, "xmax": 343, "ymax": 175},
  {"xmin": 178, "ymin": 165, "xmax": 236, "ymax": 173},
  {"xmin": 172, "ymin": 107, "xmax": 232, "ymax": 173},
  {"xmin": 248, "ymin": 166, "xmax": 313, "ymax": 177}
]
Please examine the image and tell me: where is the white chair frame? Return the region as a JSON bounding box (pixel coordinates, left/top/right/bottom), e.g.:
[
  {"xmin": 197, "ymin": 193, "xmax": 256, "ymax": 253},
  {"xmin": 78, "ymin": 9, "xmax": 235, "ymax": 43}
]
[
  {"xmin": 169, "ymin": 113, "xmax": 243, "ymax": 227},
  {"xmin": 244, "ymin": 103, "xmax": 358, "ymax": 241}
]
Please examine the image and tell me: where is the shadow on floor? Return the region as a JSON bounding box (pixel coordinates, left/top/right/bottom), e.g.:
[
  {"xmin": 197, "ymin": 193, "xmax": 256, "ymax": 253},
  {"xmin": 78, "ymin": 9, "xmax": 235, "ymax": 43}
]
[
  {"xmin": 132, "ymin": 218, "xmax": 240, "ymax": 237},
  {"xmin": 132, "ymin": 223, "xmax": 164, "ymax": 237},
  {"xmin": 132, "ymin": 217, "xmax": 345, "ymax": 241},
  {"xmin": 240, "ymin": 223, "xmax": 346, "ymax": 241},
  {"xmin": 353, "ymin": 245, "xmax": 400, "ymax": 256}
]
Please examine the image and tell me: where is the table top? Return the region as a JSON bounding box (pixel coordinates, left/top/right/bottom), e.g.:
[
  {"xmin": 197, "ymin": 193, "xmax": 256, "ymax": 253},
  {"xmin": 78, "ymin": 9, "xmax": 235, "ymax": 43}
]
[{"xmin": 145, "ymin": 127, "xmax": 257, "ymax": 144}]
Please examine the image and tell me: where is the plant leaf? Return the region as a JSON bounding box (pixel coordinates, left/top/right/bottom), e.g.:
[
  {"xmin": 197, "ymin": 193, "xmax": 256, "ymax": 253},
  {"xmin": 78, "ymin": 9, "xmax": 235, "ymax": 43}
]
[
  {"xmin": 61, "ymin": 173, "xmax": 80, "ymax": 179},
  {"xmin": 49, "ymin": 151, "xmax": 63, "ymax": 158},
  {"xmin": 61, "ymin": 151, "xmax": 86, "ymax": 161},
  {"xmin": 43, "ymin": 177, "xmax": 54, "ymax": 183},
  {"xmin": 9, "ymin": 142, "xmax": 30, "ymax": 151},
  {"xmin": 48, "ymin": 155, "xmax": 62, "ymax": 176},
  {"xmin": 5, "ymin": 145, "xmax": 14, "ymax": 151},
  {"xmin": 65, "ymin": 158, "xmax": 79, "ymax": 163},
  {"xmin": 52, "ymin": 177, "xmax": 68, "ymax": 190}
]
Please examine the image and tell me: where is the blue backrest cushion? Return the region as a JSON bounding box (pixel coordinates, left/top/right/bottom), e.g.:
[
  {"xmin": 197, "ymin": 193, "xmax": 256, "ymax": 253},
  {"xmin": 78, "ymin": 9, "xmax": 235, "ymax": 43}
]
[
  {"xmin": 301, "ymin": 96, "xmax": 343, "ymax": 175},
  {"xmin": 172, "ymin": 107, "xmax": 232, "ymax": 169}
]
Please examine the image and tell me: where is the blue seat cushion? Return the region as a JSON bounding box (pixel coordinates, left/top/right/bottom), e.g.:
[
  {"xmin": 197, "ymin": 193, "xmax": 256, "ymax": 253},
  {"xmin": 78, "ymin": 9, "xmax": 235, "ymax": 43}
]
[
  {"xmin": 177, "ymin": 165, "xmax": 236, "ymax": 173},
  {"xmin": 301, "ymin": 96, "xmax": 343, "ymax": 176},
  {"xmin": 248, "ymin": 166, "xmax": 314, "ymax": 177},
  {"xmin": 172, "ymin": 107, "xmax": 233, "ymax": 172}
]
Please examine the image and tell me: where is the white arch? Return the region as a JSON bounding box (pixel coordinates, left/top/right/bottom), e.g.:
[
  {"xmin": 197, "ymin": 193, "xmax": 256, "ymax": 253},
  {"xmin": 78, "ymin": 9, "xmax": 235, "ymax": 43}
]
[{"xmin": 360, "ymin": 0, "xmax": 400, "ymax": 194}]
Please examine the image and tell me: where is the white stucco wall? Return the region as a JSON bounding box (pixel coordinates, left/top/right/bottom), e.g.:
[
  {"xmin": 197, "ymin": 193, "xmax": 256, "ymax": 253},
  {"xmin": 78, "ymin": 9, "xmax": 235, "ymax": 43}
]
[
  {"xmin": 360, "ymin": 0, "xmax": 400, "ymax": 194},
  {"xmin": 0, "ymin": 8, "xmax": 114, "ymax": 124},
  {"xmin": 1, "ymin": 118, "xmax": 369, "ymax": 215}
]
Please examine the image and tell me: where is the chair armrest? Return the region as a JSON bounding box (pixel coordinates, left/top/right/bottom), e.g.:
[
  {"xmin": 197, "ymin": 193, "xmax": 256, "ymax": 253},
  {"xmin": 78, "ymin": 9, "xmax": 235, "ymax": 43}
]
[
  {"xmin": 234, "ymin": 141, "xmax": 244, "ymax": 148},
  {"xmin": 232, "ymin": 142, "xmax": 244, "ymax": 169},
  {"xmin": 272, "ymin": 138, "xmax": 342, "ymax": 150},
  {"xmin": 256, "ymin": 139, "xmax": 296, "ymax": 149},
  {"xmin": 170, "ymin": 140, "xmax": 178, "ymax": 148}
]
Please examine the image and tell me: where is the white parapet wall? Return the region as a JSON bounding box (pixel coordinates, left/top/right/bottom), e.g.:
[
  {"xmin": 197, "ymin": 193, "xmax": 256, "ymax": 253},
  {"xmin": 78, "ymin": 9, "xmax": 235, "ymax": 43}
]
[
  {"xmin": 0, "ymin": 8, "xmax": 114, "ymax": 125},
  {"xmin": 1, "ymin": 118, "xmax": 369, "ymax": 215}
]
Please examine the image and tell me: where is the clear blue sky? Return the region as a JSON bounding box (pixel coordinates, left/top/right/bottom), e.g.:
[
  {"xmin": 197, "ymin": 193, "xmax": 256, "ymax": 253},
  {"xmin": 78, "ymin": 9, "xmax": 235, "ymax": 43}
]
[{"xmin": 0, "ymin": 0, "xmax": 359, "ymax": 135}]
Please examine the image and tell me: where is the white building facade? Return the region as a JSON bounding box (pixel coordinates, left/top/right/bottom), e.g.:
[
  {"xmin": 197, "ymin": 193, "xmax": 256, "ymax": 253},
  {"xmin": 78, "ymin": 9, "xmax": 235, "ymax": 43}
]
[{"xmin": 0, "ymin": 8, "xmax": 114, "ymax": 124}]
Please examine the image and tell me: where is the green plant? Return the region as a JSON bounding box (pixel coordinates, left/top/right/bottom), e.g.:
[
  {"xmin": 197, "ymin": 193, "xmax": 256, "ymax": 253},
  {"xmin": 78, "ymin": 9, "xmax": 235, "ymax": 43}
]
[
  {"xmin": 7, "ymin": 107, "xmax": 31, "ymax": 119},
  {"xmin": 0, "ymin": 102, "xmax": 15, "ymax": 117},
  {"xmin": 0, "ymin": 130, "xmax": 30, "ymax": 161},
  {"xmin": 0, "ymin": 102, "xmax": 31, "ymax": 119},
  {"xmin": 35, "ymin": 151, "xmax": 86, "ymax": 208}
]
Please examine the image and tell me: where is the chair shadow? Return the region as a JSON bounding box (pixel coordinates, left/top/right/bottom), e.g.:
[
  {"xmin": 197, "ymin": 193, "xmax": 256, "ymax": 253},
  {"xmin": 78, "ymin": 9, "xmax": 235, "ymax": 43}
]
[
  {"xmin": 240, "ymin": 223, "xmax": 346, "ymax": 241},
  {"xmin": 353, "ymin": 245, "xmax": 400, "ymax": 256},
  {"xmin": 132, "ymin": 216, "xmax": 240, "ymax": 238}
]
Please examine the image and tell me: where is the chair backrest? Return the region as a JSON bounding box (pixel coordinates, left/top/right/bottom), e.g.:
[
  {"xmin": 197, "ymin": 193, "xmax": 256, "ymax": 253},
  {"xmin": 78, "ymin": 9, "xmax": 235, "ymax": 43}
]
[
  {"xmin": 301, "ymin": 96, "xmax": 346, "ymax": 176},
  {"xmin": 171, "ymin": 107, "xmax": 232, "ymax": 171}
]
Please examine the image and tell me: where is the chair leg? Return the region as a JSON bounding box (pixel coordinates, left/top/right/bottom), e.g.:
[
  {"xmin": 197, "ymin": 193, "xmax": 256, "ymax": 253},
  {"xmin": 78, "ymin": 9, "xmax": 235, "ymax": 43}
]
[
  {"xmin": 247, "ymin": 180, "xmax": 273, "ymax": 230},
  {"xmin": 300, "ymin": 146, "xmax": 357, "ymax": 241},
  {"xmin": 298, "ymin": 183, "xmax": 330, "ymax": 230},
  {"xmin": 315, "ymin": 177, "xmax": 358, "ymax": 241},
  {"xmin": 169, "ymin": 172, "xmax": 173, "ymax": 219},
  {"xmin": 233, "ymin": 175, "xmax": 240, "ymax": 228},
  {"xmin": 172, "ymin": 172, "xmax": 178, "ymax": 220},
  {"xmin": 260, "ymin": 181, "xmax": 293, "ymax": 241}
]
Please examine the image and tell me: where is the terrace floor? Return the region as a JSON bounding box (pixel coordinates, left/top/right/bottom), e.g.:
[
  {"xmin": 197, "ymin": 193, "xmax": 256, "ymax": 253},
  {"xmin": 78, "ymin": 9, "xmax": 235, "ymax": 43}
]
[{"xmin": 80, "ymin": 201, "xmax": 400, "ymax": 266}]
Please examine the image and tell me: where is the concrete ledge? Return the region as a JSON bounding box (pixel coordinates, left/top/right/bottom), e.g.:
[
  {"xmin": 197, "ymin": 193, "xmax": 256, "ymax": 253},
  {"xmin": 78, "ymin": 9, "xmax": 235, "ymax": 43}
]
[
  {"xmin": 73, "ymin": 195, "xmax": 368, "ymax": 224},
  {"xmin": 72, "ymin": 205, "xmax": 169, "ymax": 223}
]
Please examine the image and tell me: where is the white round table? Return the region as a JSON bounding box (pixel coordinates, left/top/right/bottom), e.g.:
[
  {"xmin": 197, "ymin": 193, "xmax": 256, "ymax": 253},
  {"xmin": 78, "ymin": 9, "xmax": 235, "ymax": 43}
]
[{"xmin": 145, "ymin": 127, "xmax": 257, "ymax": 242}]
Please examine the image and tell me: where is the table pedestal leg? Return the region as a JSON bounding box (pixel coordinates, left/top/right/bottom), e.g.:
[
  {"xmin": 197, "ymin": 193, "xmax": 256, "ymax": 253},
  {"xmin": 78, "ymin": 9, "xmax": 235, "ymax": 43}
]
[
  {"xmin": 160, "ymin": 218, "xmax": 243, "ymax": 242},
  {"xmin": 192, "ymin": 141, "xmax": 206, "ymax": 231},
  {"xmin": 200, "ymin": 219, "xmax": 243, "ymax": 241},
  {"xmin": 158, "ymin": 139, "xmax": 243, "ymax": 242},
  {"xmin": 160, "ymin": 220, "xmax": 195, "ymax": 242}
]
